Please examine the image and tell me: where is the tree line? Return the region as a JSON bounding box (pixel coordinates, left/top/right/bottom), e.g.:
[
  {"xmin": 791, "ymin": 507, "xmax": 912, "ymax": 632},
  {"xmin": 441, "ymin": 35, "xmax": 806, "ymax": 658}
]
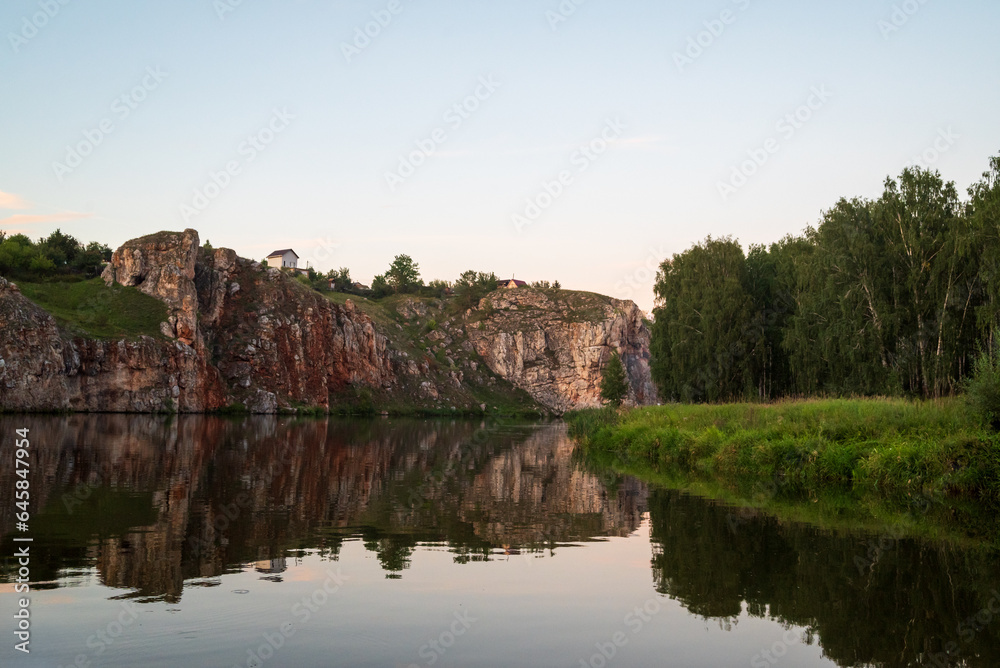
[
  {"xmin": 650, "ymin": 154, "xmax": 1000, "ymax": 401},
  {"xmin": 0, "ymin": 229, "xmax": 112, "ymax": 279},
  {"xmin": 316, "ymin": 254, "xmax": 560, "ymax": 306}
]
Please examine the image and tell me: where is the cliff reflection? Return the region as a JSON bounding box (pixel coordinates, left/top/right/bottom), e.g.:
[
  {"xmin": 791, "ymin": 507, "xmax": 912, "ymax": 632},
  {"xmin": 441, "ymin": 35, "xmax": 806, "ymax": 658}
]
[
  {"xmin": 647, "ymin": 488, "xmax": 1000, "ymax": 667},
  {"xmin": 0, "ymin": 416, "xmax": 646, "ymax": 602}
]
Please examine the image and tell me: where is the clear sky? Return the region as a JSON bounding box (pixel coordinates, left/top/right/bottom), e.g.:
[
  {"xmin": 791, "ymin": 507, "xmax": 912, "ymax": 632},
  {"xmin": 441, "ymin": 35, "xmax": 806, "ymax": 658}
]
[{"xmin": 1, "ymin": 0, "xmax": 998, "ymax": 313}]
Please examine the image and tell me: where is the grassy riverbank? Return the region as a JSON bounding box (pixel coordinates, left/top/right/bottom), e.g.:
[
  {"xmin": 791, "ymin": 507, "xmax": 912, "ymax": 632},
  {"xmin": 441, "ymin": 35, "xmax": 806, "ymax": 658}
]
[{"xmin": 567, "ymin": 399, "xmax": 1000, "ymax": 501}]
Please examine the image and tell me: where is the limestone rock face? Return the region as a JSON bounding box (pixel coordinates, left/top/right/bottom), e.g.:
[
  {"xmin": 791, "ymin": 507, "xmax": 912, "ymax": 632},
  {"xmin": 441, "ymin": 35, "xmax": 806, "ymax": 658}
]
[
  {"xmin": 194, "ymin": 247, "xmax": 238, "ymax": 329},
  {"xmin": 102, "ymin": 229, "xmax": 201, "ymax": 345},
  {"xmin": 467, "ymin": 289, "xmax": 657, "ymax": 412}
]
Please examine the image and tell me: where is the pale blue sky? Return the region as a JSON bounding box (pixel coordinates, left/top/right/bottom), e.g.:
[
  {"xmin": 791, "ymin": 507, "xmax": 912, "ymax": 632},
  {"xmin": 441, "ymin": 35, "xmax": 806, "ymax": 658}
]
[{"xmin": 1, "ymin": 0, "xmax": 998, "ymax": 312}]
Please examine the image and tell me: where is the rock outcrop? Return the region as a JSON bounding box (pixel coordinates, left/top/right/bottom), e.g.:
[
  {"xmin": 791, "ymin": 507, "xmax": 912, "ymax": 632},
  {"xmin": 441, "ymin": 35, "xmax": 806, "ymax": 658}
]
[
  {"xmin": 0, "ymin": 274, "xmax": 227, "ymax": 413},
  {"xmin": 195, "ymin": 250, "xmax": 397, "ymax": 413},
  {"xmin": 1, "ymin": 230, "xmax": 657, "ymax": 413},
  {"xmin": 467, "ymin": 288, "xmax": 657, "ymax": 411},
  {"xmin": 0, "ymin": 277, "xmax": 72, "ymax": 409},
  {"xmin": 102, "ymin": 230, "xmax": 201, "ymax": 345}
]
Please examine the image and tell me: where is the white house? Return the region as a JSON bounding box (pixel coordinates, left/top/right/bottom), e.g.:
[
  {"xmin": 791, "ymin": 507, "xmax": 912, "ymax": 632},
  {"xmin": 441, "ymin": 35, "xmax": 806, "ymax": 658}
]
[{"xmin": 266, "ymin": 249, "xmax": 299, "ymax": 270}]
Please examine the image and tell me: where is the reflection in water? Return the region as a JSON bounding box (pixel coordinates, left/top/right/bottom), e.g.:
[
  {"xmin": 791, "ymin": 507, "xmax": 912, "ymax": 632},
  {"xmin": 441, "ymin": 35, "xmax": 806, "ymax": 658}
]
[
  {"xmin": 1, "ymin": 415, "xmax": 999, "ymax": 667},
  {"xmin": 647, "ymin": 488, "xmax": 1000, "ymax": 667},
  {"xmin": 0, "ymin": 416, "xmax": 646, "ymax": 601}
]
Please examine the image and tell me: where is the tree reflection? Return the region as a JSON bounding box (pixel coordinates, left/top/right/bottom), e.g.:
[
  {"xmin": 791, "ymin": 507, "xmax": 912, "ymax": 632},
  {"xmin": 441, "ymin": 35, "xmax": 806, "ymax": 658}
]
[{"xmin": 647, "ymin": 488, "xmax": 1000, "ymax": 667}]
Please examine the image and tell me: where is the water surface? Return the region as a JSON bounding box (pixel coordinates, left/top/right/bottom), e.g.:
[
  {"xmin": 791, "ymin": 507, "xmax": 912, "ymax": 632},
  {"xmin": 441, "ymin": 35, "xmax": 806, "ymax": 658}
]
[{"xmin": 1, "ymin": 416, "xmax": 998, "ymax": 667}]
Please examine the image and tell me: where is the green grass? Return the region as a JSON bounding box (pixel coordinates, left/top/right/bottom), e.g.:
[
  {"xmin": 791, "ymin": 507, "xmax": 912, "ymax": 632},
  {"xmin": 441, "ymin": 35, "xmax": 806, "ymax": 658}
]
[
  {"xmin": 566, "ymin": 398, "xmax": 1000, "ymax": 501},
  {"xmin": 17, "ymin": 277, "xmax": 168, "ymax": 340}
]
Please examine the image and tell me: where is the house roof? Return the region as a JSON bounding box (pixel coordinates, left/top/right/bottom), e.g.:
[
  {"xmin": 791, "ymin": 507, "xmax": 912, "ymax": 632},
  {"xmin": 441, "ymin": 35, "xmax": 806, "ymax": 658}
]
[
  {"xmin": 498, "ymin": 278, "xmax": 528, "ymax": 287},
  {"xmin": 267, "ymin": 249, "xmax": 299, "ymax": 258}
]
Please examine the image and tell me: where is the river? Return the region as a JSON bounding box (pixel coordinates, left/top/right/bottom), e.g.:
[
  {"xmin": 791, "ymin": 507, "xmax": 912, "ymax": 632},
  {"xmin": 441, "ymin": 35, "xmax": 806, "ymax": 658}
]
[{"xmin": 1, "ymin": 415, "xmax": 998, "ymax": 667}]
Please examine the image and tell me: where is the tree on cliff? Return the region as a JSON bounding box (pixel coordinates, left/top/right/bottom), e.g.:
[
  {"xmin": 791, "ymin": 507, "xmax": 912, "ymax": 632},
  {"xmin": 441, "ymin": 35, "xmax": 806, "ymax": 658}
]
[
  {"xmin": 384, "ymin": 254, "xmax": 422, "ymax": 294},
  {"xmin": 326, "ymin": 267, "xmax": 353, "ymax": 292},
  {"xmin": 454, "ymin": 270, "xmax": 498, "ymax": 310},
  {"xmin": 600, "ymin": 351, "xmax": 630, "ymax": 407}
]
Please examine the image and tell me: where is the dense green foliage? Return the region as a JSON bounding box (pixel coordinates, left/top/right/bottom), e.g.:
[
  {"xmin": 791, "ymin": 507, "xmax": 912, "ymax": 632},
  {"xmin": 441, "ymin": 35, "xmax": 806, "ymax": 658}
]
[
  {"xmin": 567, "ymin": 399, "xmax": 1000, "ymax": 500},
  {"xmin": 966, "ymin": 334, "xmax": 1000, "ymax": 430},
  {"xmin": 374, "ymin": 253, "xmax": 422, "ymax": 295},
  {"xmin": 651, "ymin": 156, "xmax": 1000, "ymax": 401},
  {"xmin": 17, "ymin": 278, "xmax": 168, "ymax": 339},
  {"xmin": 0, "ymin": 229, "xmax": 111, "ymax": 279},
  {"xmin": 307, "ymin": 254, "xmax": 556, "ymax": 309},
  {"xmin": 650, "ymin": 236, "xmax": 760, "ymax": 402},
  {"xmin": 453, "ymin": 270, "xmax": 498, "ymax": 310},
  {"xmin": 599, "ymin": 351, "xmax": 629, "ymax": 407},
  {"xmin": 325, "ymin": 266, "xmax": 354, "ymax": 292}
]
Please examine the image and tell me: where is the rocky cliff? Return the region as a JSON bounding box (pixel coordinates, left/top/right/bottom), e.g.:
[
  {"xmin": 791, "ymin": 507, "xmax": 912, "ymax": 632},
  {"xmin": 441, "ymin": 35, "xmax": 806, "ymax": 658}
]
[
  {"xmin": 0, "ymin": 275, "xmax": 226, "ymax": 412},
  {"xmin": 0, "ymin": 229, "xmax": 657, "ymax": 413},
  {"xmin": 468, "ymin": 288, "xmax": 657, "ymax": 412}
]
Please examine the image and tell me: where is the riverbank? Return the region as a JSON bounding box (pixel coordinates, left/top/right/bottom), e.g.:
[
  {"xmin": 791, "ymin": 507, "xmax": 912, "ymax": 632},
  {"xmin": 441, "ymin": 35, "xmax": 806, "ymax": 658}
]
[{"xmin": 566, "ymin": 398, "xmax": 1000, "ymax": 502}]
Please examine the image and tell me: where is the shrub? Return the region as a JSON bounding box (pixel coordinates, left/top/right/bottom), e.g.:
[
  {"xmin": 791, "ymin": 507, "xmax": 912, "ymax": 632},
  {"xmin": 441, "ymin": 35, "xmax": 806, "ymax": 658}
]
[{"xmin": 966, "ymin": 335, "xmax": 1000, "ymax": 430}]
